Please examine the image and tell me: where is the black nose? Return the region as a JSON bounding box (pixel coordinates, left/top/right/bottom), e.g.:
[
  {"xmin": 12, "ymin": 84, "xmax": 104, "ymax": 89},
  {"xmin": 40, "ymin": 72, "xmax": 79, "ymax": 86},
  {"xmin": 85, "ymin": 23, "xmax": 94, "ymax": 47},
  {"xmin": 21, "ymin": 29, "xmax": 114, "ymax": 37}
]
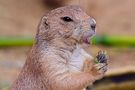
[
  {"xmin": 90, "ymin": 18, "xmax": 96, "ymax": 31},
  {"xmin": 91, "ymin": 24, "xmax": 96, "ymax": 30}
]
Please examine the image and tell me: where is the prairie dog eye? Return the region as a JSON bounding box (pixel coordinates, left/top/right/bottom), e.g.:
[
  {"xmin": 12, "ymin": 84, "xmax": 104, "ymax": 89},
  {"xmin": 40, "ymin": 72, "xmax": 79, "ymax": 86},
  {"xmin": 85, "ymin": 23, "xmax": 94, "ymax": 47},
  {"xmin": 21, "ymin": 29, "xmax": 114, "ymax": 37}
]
[{"xmin": 61, "ymin": 16, "xmax": 73, "ymax": 22}]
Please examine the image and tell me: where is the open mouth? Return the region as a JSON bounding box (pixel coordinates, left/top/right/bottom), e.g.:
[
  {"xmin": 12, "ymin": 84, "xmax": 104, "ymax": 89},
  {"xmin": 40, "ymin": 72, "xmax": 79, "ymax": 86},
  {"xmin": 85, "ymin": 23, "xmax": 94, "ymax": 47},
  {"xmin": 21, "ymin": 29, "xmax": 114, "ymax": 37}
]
[
  {"xmin": 82, "ymin": 31, "xmax": 95, "ymax": 45},
  {"xmin": 82, "ymin": 36, "xmax": 92, "ymax": 44}
]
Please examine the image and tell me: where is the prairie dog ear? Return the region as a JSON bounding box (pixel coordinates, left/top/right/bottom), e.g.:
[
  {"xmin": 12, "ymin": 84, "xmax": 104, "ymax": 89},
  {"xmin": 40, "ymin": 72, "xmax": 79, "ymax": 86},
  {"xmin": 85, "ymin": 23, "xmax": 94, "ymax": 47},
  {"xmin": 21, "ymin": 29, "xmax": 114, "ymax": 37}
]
[
  {"xmin": 38, "ymin": 16, "xmax": 49, "ymax": 33},
  {"xmin": 36, "ymin": 16, "xmax": 49, "ymax": 41},
  {"xmin": 42, "ymin": 16, "xmax": 49, "ymax": 28}
]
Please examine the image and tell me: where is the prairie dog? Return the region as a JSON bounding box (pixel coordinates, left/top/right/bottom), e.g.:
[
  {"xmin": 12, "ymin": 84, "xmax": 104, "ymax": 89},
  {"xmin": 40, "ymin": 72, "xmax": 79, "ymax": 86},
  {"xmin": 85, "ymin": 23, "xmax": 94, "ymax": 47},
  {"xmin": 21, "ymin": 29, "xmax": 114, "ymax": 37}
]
[{"xmin": 11, "ymin": 5, "xmax": 107, "ymax": 90}]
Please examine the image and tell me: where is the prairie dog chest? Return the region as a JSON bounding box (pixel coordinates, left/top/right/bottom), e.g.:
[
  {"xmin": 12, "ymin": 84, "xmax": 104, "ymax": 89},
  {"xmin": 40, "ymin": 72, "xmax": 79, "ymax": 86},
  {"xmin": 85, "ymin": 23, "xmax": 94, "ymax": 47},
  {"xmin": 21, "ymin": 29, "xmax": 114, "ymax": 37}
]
[{"xmin": 69, "ymin": 45, "xmax": 93, "ymax": 72}]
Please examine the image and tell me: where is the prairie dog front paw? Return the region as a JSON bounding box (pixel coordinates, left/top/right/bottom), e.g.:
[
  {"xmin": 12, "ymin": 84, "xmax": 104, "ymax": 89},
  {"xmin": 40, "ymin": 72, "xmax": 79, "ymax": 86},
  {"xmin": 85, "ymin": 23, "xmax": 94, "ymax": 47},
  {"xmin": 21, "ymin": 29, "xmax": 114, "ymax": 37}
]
[
  {"xmin": 92, "ymin": 50, "xmax": 108, "ymax": 79},
  {"xmin": 91, "ymin": 63, "xmax": 107, "ymax": 80},
  {"xmin": 95, "ymin": 50, "xmax": 108, "ymax": 64},
  {"xmin": 83, "ymin": 50, "xmax": 108, "ymax": 80}
]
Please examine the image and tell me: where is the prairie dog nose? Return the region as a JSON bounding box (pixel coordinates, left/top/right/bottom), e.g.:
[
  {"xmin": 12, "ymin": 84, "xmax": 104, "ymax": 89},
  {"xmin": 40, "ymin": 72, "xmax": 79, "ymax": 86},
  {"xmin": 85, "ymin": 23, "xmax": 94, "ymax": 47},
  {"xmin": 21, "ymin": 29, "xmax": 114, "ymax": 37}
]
[{"xmin": 90, "ymin": 18, "xmax": 96, "ymax": 30}]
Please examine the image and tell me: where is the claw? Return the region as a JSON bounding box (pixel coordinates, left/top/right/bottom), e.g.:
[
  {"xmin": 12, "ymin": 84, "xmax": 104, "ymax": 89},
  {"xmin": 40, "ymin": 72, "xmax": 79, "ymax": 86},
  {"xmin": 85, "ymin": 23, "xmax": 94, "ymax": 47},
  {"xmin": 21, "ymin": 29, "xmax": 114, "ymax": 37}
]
[
  {"xmin": 99, "ymin": 64, "xmax": 107, "ymax": 73},
  {"xmin": 96, "ymin": 50, "xmax": 108, "ymax": 63}
]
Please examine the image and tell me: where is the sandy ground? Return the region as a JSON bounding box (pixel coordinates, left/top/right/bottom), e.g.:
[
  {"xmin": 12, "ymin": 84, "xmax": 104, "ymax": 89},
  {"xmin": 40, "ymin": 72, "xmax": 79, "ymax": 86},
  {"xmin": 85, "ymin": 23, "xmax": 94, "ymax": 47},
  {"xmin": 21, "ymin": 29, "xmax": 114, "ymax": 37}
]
[{"xmin": 0, "ymin": 0, "xmax": 135, "ymax": 89}]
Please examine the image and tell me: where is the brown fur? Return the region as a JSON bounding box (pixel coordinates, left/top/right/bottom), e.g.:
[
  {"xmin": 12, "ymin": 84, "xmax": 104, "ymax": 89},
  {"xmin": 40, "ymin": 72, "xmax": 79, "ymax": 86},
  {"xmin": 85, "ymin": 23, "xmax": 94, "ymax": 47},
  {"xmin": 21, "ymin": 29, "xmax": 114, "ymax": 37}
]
[{"xmin": 11, "ymin": 5, "xmax": 107, "ymax": 90}]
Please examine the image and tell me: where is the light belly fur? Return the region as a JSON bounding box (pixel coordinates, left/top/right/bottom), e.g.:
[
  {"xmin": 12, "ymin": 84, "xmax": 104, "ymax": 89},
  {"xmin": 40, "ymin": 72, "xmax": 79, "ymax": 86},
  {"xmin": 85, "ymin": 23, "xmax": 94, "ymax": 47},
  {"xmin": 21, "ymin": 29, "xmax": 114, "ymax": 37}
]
[{"xmin": 69, "ymin": 45, "xmax": 93, "ymax": 72}]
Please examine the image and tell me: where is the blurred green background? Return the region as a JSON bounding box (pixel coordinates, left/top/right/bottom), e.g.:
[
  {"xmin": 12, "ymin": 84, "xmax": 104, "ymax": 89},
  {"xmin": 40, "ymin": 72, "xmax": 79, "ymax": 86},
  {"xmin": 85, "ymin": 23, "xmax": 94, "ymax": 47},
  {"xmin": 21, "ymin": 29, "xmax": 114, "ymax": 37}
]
[{"xmin": 0, "ymin": 0, "xmax": 135, "ymax": 90}]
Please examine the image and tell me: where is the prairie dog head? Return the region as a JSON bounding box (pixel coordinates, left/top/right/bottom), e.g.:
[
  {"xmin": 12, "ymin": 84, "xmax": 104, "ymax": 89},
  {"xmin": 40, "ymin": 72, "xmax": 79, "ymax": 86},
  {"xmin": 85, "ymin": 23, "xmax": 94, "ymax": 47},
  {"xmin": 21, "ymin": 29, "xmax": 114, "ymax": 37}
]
[{"xmin": 37, "ymin": 5, "xmax": 96, "ymax": 45}]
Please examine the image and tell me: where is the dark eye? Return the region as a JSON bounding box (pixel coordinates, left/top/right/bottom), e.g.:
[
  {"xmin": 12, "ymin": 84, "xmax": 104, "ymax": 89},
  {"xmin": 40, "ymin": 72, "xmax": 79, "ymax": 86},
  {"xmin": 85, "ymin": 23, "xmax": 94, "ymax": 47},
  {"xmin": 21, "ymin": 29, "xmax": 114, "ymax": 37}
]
[{"xmin": 61, "ymin": 16, "xmax": 73, "ymax": 22}]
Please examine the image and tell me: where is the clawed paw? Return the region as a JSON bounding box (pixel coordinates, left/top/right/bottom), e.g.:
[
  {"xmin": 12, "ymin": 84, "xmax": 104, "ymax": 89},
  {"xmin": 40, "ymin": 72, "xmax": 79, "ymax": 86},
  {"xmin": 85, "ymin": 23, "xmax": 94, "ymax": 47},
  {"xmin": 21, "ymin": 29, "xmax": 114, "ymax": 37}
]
[
  {"xmin": 83, "ymin": 50, "xmax": 108, "ymax": 80},
  {"xmin": 95, "ymin": 50, "xmax": 108, "ymax": 63},
  {"xmin": 91, "ymin": 63, "xmax": 108, "ymax": 80},
  {"xmin": 92, "ymin": 50, "xmax": 108, "ymax": 80}
]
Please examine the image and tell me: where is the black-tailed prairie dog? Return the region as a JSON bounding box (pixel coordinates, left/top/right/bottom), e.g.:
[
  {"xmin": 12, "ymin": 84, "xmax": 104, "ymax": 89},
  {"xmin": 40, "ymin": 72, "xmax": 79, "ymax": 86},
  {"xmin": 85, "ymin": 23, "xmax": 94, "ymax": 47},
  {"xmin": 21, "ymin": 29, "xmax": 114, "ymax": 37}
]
[{"xmin": 11, "ymin": 5, "xmax": 108, "ymax": 90}]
